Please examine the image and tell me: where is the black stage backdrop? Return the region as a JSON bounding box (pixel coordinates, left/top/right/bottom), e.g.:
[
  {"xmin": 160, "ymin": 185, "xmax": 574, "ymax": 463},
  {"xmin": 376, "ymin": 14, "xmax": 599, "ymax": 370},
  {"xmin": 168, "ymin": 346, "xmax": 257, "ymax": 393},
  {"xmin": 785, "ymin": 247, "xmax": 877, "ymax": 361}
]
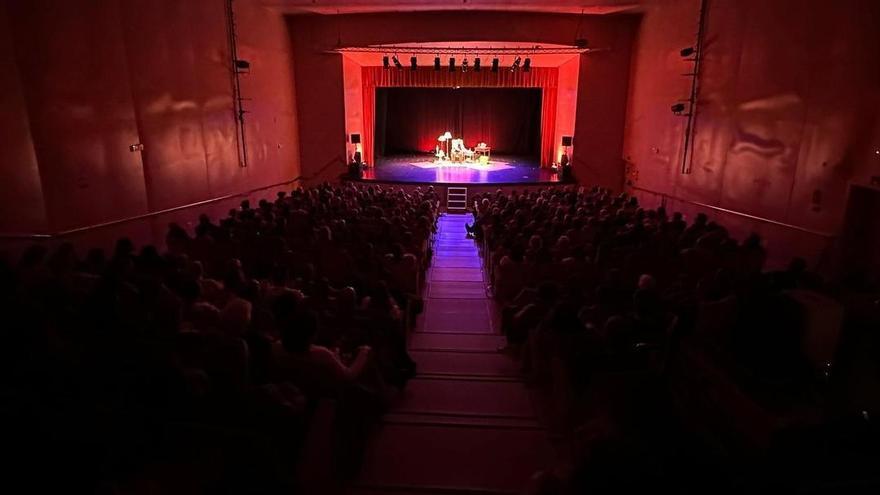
[{"xmin": 374, "ymin": 87, "xmax": 541, "ymax": 159}]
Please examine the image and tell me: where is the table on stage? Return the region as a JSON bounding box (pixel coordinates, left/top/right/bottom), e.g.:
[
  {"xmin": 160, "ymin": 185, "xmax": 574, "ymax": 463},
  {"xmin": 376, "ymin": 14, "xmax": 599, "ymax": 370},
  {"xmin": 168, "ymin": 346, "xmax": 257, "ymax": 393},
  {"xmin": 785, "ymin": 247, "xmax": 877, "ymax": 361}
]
[{"xmin": 474, "ymin": 144, "xmax": 491, "ymax": 163}]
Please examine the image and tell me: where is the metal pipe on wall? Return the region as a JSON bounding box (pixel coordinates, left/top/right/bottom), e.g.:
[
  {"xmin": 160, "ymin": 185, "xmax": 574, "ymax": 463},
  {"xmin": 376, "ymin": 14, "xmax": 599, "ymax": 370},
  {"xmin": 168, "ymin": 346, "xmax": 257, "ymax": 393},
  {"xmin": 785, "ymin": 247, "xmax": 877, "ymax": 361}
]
[
  {"xmin": 680, "ymin": 0, "xmax": 708, "ymax": 175},
  {"xmin": 225, "ymin": 0, "xmax": 249, "ymax": 168}
]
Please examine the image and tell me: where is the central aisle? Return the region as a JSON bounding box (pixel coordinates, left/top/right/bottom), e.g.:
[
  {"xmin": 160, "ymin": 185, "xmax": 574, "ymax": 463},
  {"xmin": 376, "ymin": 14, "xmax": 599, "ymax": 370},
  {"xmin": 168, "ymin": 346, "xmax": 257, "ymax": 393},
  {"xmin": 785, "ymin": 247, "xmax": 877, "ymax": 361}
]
[{"xmin": 353, "ymin": 214, "xmax": 555, "ymax": 494}]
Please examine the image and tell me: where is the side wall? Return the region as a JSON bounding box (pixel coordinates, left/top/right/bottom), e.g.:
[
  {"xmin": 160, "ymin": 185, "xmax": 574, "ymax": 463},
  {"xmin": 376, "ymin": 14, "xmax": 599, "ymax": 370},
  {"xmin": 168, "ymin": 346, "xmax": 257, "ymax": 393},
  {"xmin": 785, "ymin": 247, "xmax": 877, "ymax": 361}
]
[
  {"xmin": 342, "ymin": 54, "xmax": 365, "ymax": 162},
  {"xmin": 554, "ymin": 56, "xmax": 581, "ymax": 163},
  {"xmin": 624, "ymin": 0, "xmax": 880, "ymax": 267},
  {"xmin": 0, "ymin": 0, "xmax": 298, "ymax": 235},
  {"xmin": 0, "ymin": 5, "xmax": 47, "ymax": 233}
]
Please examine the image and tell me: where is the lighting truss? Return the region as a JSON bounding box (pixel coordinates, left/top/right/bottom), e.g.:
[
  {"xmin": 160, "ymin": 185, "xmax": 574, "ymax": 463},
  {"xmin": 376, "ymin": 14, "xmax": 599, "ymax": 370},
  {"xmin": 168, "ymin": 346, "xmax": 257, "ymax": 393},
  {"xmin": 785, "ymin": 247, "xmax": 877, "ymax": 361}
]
[{"xmin": 331, "ymin": 44, "xmax": 596, "ymax": 56}]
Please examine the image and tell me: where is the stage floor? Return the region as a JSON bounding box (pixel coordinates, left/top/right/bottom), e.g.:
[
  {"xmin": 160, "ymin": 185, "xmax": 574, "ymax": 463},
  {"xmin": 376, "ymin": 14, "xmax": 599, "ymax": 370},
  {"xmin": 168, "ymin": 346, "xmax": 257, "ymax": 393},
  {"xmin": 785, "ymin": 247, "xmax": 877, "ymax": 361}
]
[{"xmin": 360, "ymin": 154, "xmax": 564, "ymax": 185}]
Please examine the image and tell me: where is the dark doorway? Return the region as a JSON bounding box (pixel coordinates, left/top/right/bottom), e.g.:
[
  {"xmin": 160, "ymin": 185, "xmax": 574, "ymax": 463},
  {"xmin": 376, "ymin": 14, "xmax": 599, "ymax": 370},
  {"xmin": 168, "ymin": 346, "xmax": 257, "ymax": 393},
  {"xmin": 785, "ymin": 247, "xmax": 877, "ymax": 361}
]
[{"xmin": 839, "ymin": 185, "xmax": 880, "ymax": 288}]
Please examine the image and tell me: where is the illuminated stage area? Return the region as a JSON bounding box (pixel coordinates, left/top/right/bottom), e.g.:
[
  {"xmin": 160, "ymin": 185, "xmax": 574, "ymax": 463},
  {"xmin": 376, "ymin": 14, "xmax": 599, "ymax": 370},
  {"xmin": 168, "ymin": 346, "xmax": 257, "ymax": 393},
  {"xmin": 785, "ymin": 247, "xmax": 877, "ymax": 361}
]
[
  {"xmin": 360, "ymin": 84, "xmax": 567, "ymax": 184},
  {"xmin": 362, "ymin": 154, "xmax": 564, "ymax": 184}
]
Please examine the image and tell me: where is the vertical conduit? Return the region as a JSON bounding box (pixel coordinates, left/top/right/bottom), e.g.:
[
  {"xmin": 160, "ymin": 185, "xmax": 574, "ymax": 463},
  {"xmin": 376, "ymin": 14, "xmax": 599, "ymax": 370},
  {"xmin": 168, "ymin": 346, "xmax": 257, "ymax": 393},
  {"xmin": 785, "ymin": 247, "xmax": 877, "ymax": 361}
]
[
  {"xmin": 225, "ymin": 0, "xmax": 249, "ymax": 168},
  {"xmin": 681, "ymin": 0, "xmax": 709, "ymax": 174}
]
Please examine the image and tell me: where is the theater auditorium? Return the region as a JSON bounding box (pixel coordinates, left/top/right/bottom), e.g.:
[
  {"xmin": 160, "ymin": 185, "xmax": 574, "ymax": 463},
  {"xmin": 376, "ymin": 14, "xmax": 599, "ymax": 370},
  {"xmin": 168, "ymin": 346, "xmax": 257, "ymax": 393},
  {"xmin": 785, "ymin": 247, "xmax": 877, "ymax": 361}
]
[{"xmin": 1, "ymin": 0, "xmax": 879, "ymax": 493}]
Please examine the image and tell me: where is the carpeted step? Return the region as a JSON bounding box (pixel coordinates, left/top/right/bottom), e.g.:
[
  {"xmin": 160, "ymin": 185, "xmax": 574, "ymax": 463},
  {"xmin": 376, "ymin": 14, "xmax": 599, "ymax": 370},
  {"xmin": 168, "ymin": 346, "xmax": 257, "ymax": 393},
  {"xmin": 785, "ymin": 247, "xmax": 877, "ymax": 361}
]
[
  {"xmin": 382, "ymin": 412, "xmax": 542, "ymax": 431},
  {"xmin": 391, "ymin": 377, "xmax": 535, "ymax": 418},
  {"xmin": 408, "ymin": 333, "xmax": 505, "ymax": 352},
  {"xmin": 427, "ymin": 281, "xmax": 487, "ymax": 299},
  {"xmin": 430, "ymin": 267, "xmax": 484, "ymax": 283},
  {"xmin": 351, "ymin": 486, "xmax": 515, "ymax": 495},
  {"xmin": 431, "ymin": 246, "xmax": 480, "ymax": 257},
  {"xmin": 418, "ymin": 299, "xmax": 492, "ymax": 333},
  {"xmin": 431, "ymin": 257, "xmax": 483, "ymax": 268},
  {"xmin": 356, "ymin": 424, "xmax": 554, "ymax": 493},
  {"xmin": 409, "ymin": 350, "xmax": 520, "ymax": 378}
]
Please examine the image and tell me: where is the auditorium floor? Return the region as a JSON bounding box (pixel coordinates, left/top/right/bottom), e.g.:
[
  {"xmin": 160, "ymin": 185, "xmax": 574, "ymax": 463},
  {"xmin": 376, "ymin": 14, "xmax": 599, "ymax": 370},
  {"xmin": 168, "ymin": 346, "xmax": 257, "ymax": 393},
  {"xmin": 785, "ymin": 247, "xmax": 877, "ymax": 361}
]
[{"xmin": 351, "ymin": 213, "xmax": 556, "ymax": 494}]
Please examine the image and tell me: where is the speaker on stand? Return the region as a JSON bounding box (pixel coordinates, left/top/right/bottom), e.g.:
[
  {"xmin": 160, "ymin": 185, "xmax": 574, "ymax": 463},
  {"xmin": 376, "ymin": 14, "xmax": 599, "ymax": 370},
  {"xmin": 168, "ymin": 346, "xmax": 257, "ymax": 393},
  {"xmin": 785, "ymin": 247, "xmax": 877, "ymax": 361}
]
[
  {"xmin": 350, "ymin": 133, "xmax": 362, "ymax": 164},
  {"xmin": 349, "ymin": 133, "xmax": 363, "ymax": 178},
  {"xmin": 560, "ymin": 136, "xmax": 573, "ymax": 181}
]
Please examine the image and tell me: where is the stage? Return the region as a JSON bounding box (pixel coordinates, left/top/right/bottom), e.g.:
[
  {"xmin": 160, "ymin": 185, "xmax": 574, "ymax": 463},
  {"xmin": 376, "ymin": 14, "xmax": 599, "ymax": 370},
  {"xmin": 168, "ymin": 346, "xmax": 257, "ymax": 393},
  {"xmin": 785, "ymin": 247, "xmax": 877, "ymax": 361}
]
[{"xmin": 358, "ymin": 154, "xmax": 565, "ymax": 185}]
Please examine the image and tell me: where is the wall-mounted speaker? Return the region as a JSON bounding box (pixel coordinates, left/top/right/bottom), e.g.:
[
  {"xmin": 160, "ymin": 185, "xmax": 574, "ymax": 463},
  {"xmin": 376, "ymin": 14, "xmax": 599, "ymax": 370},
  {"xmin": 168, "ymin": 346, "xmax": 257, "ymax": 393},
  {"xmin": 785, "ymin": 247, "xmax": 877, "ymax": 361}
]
[
  {"xmin": 561, "ymin": 136, "xmax": 573, "ymax": 147},
  {"xmin": 350, "ymin": 133, "xmax": 361, "ymax": 144}
]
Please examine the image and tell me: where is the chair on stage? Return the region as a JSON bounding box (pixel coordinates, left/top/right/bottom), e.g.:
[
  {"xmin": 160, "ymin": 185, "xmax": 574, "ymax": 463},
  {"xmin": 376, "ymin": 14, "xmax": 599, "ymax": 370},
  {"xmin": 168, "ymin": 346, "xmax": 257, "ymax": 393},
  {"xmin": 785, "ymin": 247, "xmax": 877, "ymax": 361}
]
[
  {"xmin": 474, "ymin": 142, "xmax": 491, "ymax": 165},
  {"xmin": 450, "ymin": 139, "xmax": 464, "ymax": 162},
  {"xmin": 450, "ymin": 139, "xmax": 474, "ymax": 163}
]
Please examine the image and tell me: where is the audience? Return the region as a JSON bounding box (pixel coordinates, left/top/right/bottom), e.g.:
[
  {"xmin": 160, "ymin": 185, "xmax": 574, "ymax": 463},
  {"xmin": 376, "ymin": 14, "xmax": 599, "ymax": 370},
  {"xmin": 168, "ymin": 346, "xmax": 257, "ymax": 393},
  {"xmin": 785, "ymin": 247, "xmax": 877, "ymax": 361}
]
[
  {"xmin": 471, "ymin": 185, "xmax": 878, "ymax": 494},
  {"xmin": 2, "ymin": 180, "xmax": 874, "ymax": 493},
  {"xmin": 0, "ymin": 182, "xmax": 438, "ymax": 491}
]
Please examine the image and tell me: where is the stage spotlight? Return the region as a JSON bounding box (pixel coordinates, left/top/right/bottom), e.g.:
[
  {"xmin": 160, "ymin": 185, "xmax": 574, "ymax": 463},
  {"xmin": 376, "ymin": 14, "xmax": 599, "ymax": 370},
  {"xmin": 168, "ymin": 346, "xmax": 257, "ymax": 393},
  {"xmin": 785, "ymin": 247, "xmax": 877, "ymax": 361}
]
[
  {"xmin": 434, "ymin": 56, "xmax": 441, "ymax": 71},
  {"xmin": 410, "ymin": 56, "xmax": 417, "ymax": 71},
  {"xmin": 671, "ymin": 103, "xmax": 687, "ymax": 115},
  {"xmin": 462, "ymin": 58, "xmax": 469, "ymax": 72},
  {"xmin": 474, "ymin": 58, "xmax": 481, "ymax": 72},
  {"xmin": 382, "ymin": 56, "xmax": 389, "ymax": 69},
  {"xmin": 392, "ymin": 54, "xmax": 403, "ymax": 69},
  {"xmin": 449, "ymin": 57, "xmax": 455, "ymax": 72},
  {"xmin": 510, "ymin": 56, "xmax": 522, "ymax": 72},
  {"xmin": 491, "ymin": 58, "xmax": 499, "ymax": 72},
  {"xmin": 523, "ymin": 58, "xmax": 531, "ymax": 72},
  {"xmin": 680, "ymin": 47, "xmax": 696, "ymax": 58}
]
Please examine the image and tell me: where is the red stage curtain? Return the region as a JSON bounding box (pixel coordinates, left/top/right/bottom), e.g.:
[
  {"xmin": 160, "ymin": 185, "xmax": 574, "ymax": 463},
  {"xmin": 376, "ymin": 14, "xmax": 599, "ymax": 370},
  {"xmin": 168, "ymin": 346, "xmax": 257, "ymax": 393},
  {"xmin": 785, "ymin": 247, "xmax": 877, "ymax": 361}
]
[
  {"xmin": 381, "ymin": 88, "xmax": 541, "ymax": 157},
  {"xmin": 362, "ymin": 66, "xmax": 558, "ymax": 167}
]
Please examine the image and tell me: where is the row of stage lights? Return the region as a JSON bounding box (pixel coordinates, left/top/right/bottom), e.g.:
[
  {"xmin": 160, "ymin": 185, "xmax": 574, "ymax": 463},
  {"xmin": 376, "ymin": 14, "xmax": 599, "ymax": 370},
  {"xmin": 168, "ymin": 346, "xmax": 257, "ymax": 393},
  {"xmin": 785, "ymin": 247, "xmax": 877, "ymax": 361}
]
[{"xmin": 383, "ymin": 54, "xmax": 531, "ymax": 73}]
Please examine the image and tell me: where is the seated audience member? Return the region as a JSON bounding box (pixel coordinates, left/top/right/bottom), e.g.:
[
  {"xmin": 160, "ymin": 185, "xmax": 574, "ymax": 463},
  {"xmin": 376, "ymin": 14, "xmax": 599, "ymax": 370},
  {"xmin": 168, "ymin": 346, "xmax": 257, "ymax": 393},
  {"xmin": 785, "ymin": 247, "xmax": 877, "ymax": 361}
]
[
  {"xmin": 505, "ymin": 281, "xmax": 559, "ymax": 357},
  {"xmin": 361, "ymin": 281, "xmax": 417, "ymax": 386},
  {"xmin": 271, "ymin": 293, "xmax": 377, "ymax": 398}
]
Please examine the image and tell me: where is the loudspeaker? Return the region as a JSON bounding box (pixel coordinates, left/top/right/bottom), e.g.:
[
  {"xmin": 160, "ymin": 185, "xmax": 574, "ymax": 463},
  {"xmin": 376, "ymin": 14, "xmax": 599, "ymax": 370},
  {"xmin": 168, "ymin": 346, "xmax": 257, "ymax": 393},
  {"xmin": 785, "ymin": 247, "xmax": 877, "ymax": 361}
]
[
  {"xmin": 350, "ymin": 133, "xmax": 361, "ymax": 144},
  {"xmin": 562, "ymin": 136, "xmax": 573, "ymax": 147}
]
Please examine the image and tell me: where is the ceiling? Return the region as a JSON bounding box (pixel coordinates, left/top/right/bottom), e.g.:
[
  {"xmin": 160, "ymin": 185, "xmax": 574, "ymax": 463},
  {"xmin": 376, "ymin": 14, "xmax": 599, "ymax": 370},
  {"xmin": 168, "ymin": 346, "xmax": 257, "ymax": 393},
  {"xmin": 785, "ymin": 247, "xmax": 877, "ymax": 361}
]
[{"xmin": 261, "ymin": 0, "xmax": 643, "ymax": 15}]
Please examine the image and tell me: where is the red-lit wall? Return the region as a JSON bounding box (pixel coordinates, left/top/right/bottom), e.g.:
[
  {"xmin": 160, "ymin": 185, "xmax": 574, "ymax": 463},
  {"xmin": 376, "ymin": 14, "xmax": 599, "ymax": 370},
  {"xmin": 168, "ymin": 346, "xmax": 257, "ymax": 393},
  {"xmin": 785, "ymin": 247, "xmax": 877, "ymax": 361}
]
[
  {"xmin": 624, "ymin": 0, "xmax": 880, "ymax": 267},
  {"xmin": 0, "ymin": 0, "xmax": 298, "ymax": 236},
  {"xmin": 287, "ymin": 12, "xmax": 638, "ymax": 188},
  {"xmin": 0, "ymin": 5, "xmax": 46, "ymax": 233}
]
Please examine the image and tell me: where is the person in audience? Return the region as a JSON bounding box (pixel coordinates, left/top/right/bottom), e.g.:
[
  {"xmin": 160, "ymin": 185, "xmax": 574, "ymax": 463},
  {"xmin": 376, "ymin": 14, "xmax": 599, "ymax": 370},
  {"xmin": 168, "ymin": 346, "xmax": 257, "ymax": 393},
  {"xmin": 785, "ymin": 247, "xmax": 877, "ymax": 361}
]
[
  {"xmin": 504, "ymin": 281, "xmax": 559, "ymax": 359},
  {"xmin": 272, "ymin": 303, "xmax": 375, "ymax": 396}
]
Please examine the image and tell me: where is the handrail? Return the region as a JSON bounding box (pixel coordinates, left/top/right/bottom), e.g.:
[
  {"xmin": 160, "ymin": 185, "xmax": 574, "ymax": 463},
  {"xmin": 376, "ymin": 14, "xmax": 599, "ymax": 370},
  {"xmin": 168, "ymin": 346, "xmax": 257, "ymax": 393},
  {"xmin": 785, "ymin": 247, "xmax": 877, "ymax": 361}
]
[
  {"xmin": 628, "ymin": 185, "xmax": 837, "ymax": 239},
  {"xmin": 0, "ymin": 155, "xmax": 346, "ymax": 241}
]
